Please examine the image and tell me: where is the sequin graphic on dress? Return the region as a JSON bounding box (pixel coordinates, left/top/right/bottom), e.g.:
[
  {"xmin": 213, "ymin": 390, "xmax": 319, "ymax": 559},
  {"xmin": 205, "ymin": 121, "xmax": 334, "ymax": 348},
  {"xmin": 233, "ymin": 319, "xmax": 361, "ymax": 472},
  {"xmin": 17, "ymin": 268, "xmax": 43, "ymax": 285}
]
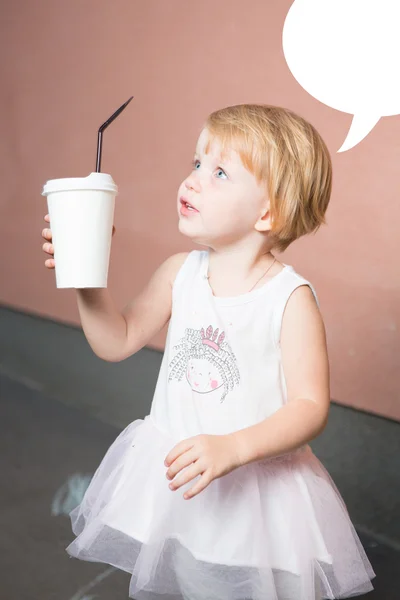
[{"xmin": 168, "ymin": 325, "xmax": 240, "ymax": 403}]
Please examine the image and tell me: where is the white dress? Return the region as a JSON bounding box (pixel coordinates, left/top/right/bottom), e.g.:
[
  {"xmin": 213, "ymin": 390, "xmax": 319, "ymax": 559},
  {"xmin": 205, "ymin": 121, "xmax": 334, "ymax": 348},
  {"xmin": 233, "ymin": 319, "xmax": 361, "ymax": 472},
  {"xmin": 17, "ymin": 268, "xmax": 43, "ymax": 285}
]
[{"xmin": 66, "ymin": 249, "xmax": 376, "ymax": 600}]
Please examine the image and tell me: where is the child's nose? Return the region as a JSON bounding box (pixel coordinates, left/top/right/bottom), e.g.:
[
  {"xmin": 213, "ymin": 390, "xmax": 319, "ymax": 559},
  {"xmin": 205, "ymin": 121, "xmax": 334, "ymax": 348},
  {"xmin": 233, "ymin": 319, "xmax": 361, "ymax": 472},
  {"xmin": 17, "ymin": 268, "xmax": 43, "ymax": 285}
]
[{"xmin": 184, "ymin": 173, "xmax": 201, "ymax": 192}]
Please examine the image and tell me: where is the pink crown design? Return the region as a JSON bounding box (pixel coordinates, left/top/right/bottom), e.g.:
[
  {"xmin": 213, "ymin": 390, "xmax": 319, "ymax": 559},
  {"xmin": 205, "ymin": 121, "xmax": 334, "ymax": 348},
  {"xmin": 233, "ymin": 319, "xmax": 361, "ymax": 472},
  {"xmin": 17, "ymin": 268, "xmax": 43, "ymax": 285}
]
[{"xmin": 200, "ymin": 325, "xmax": 225, "ymax": 351}]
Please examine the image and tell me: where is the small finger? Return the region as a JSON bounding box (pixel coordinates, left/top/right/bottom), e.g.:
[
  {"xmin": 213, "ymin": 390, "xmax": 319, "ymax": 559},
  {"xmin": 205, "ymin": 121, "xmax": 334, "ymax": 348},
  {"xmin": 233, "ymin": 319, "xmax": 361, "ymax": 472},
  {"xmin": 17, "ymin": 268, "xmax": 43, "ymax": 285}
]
[
  {"xmin": 184, "ymin": 473, "xmax": 211, "ymax": 499},
  {"xmin": 42, "ymin": 242, "xmax": 54, "ymax": 255},
  {"xmin": 164, "ymin": 439, "xmax": 195, "ymax": 467},
  {"xmin": 169, "ymin": 462, "xmax": 201, "ymax": 491},
  {"xmin": 45, "ymin": 258, "xmax": 55, "ymax": 269},
  {"xmin": 44, "ymin": 214, "xmax": 50, "ymax": 222},
  {"xmin": 166, "ymin": 449, "xmax": 197, "ymax": 480}
]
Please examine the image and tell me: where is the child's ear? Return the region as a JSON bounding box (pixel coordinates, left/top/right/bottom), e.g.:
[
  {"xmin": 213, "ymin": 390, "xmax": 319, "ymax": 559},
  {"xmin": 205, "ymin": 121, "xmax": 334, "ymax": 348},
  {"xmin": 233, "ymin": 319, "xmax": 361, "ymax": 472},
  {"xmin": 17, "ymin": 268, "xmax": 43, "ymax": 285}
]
[{"xmin": 254, "ymin": 202, "xmax": 273, "ymax": 233}]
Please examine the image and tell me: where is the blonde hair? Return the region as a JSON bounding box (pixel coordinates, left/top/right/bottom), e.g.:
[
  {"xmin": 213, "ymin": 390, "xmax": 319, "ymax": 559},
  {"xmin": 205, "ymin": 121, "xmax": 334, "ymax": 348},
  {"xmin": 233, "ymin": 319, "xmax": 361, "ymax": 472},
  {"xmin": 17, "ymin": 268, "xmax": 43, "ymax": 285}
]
[{"xmin": 204, "ymin": 104, "xmax": 332, "ymax": 252}]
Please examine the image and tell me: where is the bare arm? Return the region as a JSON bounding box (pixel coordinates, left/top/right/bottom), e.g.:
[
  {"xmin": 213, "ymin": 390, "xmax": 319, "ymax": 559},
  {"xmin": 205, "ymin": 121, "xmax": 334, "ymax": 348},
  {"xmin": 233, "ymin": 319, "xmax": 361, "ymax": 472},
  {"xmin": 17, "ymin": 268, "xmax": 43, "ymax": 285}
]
[
  {"xmin": 119, "ymin": 251, "xmax": 189, "ymax": 360},
  {"xmin": 42, "ymin": 215, "xmax": 189, "ymax": 362},
  {"xmin": 76, "ymin": 252, "xmax": 189, "ymax": 362},
  {"xmin": 232, "ymin": 285, "xmax": 331, "ymax": 465},
  {"xmin": 76, "ymin": 288, "xmax": 128, "ymax": 362}
]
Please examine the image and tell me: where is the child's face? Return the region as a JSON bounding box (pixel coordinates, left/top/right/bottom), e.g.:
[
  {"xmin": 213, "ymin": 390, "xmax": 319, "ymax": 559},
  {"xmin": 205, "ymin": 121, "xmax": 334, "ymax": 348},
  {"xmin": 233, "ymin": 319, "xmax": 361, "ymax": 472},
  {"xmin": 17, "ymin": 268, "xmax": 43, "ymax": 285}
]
[{"xmin": 177, "ymin": 128, "xmax": 269, "ymax": 247}]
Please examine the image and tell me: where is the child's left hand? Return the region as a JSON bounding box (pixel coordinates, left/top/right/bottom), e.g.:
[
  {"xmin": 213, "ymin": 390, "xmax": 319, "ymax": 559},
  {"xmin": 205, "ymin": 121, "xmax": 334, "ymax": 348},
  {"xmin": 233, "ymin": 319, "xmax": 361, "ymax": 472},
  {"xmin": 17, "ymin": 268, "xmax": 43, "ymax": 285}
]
[{"xmin": 164, "ymin": 433, "xmax": 242, "ymax": 500}]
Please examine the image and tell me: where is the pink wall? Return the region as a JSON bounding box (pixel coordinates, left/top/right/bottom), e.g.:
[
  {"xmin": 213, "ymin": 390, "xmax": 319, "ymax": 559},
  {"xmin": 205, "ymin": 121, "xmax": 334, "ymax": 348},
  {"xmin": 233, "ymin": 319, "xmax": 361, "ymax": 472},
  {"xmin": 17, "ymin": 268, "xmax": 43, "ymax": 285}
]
[{"xmin": 1, "ymin": 1, "xmax": 399, "ymax": 420}]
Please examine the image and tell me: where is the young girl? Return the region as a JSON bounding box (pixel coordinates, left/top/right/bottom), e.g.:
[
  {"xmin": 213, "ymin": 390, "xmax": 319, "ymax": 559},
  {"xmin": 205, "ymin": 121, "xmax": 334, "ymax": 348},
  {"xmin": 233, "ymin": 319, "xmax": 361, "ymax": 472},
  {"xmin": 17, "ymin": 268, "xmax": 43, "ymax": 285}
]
[{"xmin": 42, "ymin": 104, "xmax": 375, "ymax": 599}]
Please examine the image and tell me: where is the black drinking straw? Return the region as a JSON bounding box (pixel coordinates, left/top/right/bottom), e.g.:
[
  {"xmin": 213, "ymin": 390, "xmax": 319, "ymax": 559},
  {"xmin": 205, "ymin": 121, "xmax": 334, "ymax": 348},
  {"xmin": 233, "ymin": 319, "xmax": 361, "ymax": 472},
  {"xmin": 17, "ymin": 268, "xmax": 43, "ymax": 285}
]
[{"xmin": 96, "ymin": 96, "xmax": 134, "ymax": 172}]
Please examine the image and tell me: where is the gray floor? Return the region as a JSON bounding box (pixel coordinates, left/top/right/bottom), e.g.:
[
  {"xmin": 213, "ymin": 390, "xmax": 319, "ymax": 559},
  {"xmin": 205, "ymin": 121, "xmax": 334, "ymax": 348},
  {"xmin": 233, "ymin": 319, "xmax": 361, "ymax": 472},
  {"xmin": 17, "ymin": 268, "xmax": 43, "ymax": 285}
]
[{"xmin": 1, "ymin": 304, "xmax": 399, "ymax": 598}]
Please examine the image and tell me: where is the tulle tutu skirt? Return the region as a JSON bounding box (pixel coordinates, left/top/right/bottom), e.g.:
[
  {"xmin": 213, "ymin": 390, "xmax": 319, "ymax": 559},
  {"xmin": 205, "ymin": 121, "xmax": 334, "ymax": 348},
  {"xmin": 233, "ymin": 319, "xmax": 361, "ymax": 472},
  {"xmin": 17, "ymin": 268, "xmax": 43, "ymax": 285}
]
[{"xmin": 66, "ymin": 415, "xmax": 375, "ymax": 600}]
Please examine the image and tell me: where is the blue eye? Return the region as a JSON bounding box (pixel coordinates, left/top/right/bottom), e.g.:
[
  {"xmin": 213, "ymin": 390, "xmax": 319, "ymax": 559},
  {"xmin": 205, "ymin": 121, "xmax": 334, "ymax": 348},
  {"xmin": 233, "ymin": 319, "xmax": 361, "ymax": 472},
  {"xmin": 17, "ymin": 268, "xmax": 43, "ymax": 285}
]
[
  {"xmin": 216, "ymin": 168, "xmax": 227, "ymax": 179},
  {"xmin": 191, "ymin": 160, "xmax": 227, "ymax": 179}
]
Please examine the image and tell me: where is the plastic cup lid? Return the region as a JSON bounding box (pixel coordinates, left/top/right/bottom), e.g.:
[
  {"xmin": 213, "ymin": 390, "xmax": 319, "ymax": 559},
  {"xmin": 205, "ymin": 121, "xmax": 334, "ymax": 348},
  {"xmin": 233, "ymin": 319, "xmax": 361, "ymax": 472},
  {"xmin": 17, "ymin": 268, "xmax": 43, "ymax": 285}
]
[{"xmin": 42, "ymin": 172, "xmax": 118, "ymax": 196}]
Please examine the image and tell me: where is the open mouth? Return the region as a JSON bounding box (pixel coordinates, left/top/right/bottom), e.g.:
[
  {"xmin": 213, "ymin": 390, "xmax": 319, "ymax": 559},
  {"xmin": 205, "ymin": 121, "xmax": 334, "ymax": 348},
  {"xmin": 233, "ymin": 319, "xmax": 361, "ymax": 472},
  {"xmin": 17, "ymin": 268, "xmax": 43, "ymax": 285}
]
[{"xmin": 180, "ymin": 198, "xmax": 199, "ymax": 213}]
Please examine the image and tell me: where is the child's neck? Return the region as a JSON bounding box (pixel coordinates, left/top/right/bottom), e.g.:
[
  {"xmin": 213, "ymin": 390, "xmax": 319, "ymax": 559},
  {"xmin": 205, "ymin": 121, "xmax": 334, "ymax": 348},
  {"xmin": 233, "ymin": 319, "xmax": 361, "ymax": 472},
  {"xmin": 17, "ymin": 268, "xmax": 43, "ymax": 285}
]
[{"xmin": 206, "ymin": 247, "xmax": 282, "ymax": 297}]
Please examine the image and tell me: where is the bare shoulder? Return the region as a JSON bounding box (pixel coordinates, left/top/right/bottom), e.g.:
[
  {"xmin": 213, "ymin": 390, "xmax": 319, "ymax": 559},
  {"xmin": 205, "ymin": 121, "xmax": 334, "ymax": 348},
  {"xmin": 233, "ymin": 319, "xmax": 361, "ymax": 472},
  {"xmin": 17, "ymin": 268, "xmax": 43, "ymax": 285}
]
[
  {"xmin": 286, "ymin": 284, "xmax": 320, "ymax": 313},
  {"xmin": 164, "ymin": 251, "xmax": 191, "ymax": 286},
  {"xmin": 281, "ymin": 284, "xmax": 326, "ymax": 343}
]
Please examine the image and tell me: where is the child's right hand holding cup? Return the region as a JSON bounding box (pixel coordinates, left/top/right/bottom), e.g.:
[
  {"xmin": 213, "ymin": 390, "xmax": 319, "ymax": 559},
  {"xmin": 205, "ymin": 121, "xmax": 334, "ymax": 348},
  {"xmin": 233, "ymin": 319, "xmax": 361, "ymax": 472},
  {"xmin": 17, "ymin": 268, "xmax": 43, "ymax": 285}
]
[{"xmin": 41, "ymin": 214, "xmax": 116, "ymax": 271}]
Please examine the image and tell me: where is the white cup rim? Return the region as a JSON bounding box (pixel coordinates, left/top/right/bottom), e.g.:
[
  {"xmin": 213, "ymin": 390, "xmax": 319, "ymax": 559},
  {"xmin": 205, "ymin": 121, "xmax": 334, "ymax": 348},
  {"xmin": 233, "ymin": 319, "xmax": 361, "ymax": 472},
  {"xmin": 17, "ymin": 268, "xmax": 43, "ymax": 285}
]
[{"xmin": 42, "ymin": 172, "xmax": 118, "ymax": 196}]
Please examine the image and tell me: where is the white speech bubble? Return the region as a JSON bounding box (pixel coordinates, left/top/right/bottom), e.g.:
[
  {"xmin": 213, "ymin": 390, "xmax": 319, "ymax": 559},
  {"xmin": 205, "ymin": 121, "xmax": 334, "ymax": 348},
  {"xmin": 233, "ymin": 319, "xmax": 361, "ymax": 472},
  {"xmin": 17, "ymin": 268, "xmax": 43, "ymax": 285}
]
[{"xmin": 282, "ymin": 0, "xmax": 400, "ymax": 152}]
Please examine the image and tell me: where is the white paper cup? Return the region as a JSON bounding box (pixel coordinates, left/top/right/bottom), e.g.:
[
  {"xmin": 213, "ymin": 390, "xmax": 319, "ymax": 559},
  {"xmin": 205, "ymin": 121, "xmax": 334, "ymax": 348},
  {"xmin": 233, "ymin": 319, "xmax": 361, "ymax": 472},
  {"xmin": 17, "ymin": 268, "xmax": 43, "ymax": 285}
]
[{"xmin": 42, "ymin": 172, "xmax": 118, "ymax": 288}]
